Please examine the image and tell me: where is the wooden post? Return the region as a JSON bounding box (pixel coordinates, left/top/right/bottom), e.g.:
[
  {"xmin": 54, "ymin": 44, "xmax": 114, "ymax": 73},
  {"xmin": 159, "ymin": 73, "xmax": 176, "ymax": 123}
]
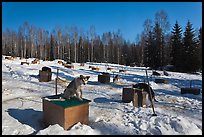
[
  {"xmin": 55, "ymin": 68, "xmax": 59, "ymax": 95},
  {"xmin": 145, "ymin": 69, "xmax": 157, "ymax": 116},
  {"xmin": 190, "ymin": 80, "xmax": 192, "ymax": 88}
]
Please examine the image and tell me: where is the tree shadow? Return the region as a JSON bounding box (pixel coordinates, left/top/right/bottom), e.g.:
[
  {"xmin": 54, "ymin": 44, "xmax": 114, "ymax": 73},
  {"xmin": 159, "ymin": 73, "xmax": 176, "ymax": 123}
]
[
  {"xmin": 29, "ymin": 74, "xmax": 39, "ymax": 79},
  {"xmin": 78, "ymin": 69, "xmax": 102, "ymax": 76},
  {"xmin": 50, "ymin": 66, "xmax": 75, "ymax": 81},
  {"xmin": 93, "ymin": 97, "xmax": 122, "ymax": 104},
  {"xmin": 6, "ymin": 108, "xmax": 45, "ymax": 135}
]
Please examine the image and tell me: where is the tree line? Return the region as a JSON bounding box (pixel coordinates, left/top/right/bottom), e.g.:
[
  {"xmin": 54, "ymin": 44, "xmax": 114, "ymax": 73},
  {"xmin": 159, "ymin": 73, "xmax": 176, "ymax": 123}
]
[{"xmin": 2, "ymin": 10, "xmax": 202, "ymax": 73}]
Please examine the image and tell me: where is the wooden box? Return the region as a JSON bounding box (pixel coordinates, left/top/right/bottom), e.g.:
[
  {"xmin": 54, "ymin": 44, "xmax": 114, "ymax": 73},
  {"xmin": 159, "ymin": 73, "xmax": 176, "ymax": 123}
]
[
  {"xmin": 181, "ymin": 88, "xmax": 200, "ymax": 95},
  {"xmin": 39, "ymin": 70, "xmax": 52, "ymax": 82},
  {"xmin": 21, "ymin": 62, "xmax": 29, "ymax": 65},
  {"xmin": 5, "ymin": 56, "xmax": 14, "ymax": 60},
  {"xmin": 122, "ymin": 88, "xmax": 135, "ymax": 103},
  {"xmin": 80, "ymin": 63, "xmax": 85, "ymax": 66},
  {"xmin": 64, "ymin": 64, "xmax": 74, "ymax": 69},
  {"xmin": 98, "ymin": 74, "xmax": 110, "ymax": 84},
  {"xmin": 152, "ymin": 71, "xmax": 161, "ymax": 76},
  {"xmin": 155, "ymin": 79, "xmax": 168, "ymax": 84},
  {"xmin": 92, "ymin": 67, "xmax": 99, "ymax": 71},
  {"xmin": 107, "ymin": 68, "xmax": 113, "ymax": 71},
  {"xmin": 119, "ymin": 70, "xmax": 127, "ymax": 73},
  {"xmin": 13, "ymin": 57, "xmax": 17, "ymax": 59},
  {"xmin": 122, "ymin": 88, "xmax": 147, "ymax": 107},
  {"xmin": 133, "ymin": 91, "xmax": 147, "ymax": 107},
  {"xmin": 89, "ymin": 66, "xmax": 94, "ymax": 69},
  {"xmin": 42, "ymin": 95, "xmax": 91, "ymax": 130},
  {"xmin": 20, "ymin": 57, "xmax": 25, "ymax": 60}
]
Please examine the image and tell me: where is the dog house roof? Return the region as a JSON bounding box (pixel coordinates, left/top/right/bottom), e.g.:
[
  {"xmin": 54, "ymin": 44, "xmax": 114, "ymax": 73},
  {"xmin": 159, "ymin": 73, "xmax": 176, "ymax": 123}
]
[{"xmin": 43, "ymin": 95, "xmax": 91, "ymax": 108}]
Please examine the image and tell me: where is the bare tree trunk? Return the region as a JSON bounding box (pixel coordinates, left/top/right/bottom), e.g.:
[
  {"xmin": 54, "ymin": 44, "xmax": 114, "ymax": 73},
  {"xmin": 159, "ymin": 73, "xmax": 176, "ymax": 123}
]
[
  {"xmin": 91, "ymin": 39, "xmax": 94, "ymax": 62},
  {"xmin": 74, "ymin": 41, "xmax": 77, "ymax": 63},
  {"xmin": 117, "ymin": 46, "xmax": 120, "ymax": 64},
  {"xmin": 24, "ymin": 39, "xmax": 26, "ymax": 58}
]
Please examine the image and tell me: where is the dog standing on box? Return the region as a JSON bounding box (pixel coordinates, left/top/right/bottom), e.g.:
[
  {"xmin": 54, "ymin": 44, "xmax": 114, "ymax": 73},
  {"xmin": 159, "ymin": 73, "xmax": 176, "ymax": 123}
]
[{"xmin": 61, "ymin": 75, "xmax": 90, "ymax": 101}]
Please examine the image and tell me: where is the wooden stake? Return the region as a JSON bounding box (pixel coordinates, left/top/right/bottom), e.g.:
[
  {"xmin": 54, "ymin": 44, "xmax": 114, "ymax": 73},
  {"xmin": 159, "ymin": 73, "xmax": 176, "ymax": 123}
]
[
  {"xmin": 55, "ymin": 68, "xmax": 59, "ymax": 95},
  {"xmin": 145, "ymin": 69, "xmax": 157, "ymax": 116}
]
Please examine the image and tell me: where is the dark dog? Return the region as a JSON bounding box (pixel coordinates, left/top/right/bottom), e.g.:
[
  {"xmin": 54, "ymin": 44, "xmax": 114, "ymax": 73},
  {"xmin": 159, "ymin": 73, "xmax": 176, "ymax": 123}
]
[
  {"xmin": 152, "ymin": 71, "xmax": 161, "ymax": 76},
  {"xmin": 133, "ymin": 83, "xmax": 158, "ymax": 102}
]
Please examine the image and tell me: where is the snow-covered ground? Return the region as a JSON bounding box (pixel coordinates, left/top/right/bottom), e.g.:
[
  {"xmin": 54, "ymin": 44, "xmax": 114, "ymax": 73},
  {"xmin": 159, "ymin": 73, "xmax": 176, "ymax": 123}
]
[{"xmin": 2, "ymin": 56, "xmax": 202, "ymax": 135}]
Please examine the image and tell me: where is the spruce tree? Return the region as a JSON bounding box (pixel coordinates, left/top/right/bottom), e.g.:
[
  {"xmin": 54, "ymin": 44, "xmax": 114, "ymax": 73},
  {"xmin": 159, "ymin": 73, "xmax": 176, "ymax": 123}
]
[
  {"xmin": 144, "ymin": 30, "xmax": 154, "ymax": 68},
  {"xmin": 182, "ymin": 20, "xmax": 199, "ymax": 72},
  {"xmin": 170, "ymin": 21, "xmax": 183, "ymax": 71},
  {"xmin": 153, "ymin": 22, "xmax": 164, "ymax": 69},
  {"xmin": 198, "ymin": 27, "xmax": 202, "ymax": 70}
]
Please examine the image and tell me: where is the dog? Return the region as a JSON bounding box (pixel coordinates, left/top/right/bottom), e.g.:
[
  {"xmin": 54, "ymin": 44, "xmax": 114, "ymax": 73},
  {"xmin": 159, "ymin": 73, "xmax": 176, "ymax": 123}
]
[
  {"xmin": 61, "ymin": 75, "xmax": 90, "ymax": 101},
  {"xmin": 152, "ymin": 71, "xmax": 161, "ymax": 76},
  {"xmin": 133, "ymin": 83, "xmax": 158, "ymax": 102},
  {"xmin": 163, "ymin": 70, "xmax": 169, "ymax": 76},
  {"xmin": 113, "ymin": 74, "xmax": 120, "ymax": 83}
]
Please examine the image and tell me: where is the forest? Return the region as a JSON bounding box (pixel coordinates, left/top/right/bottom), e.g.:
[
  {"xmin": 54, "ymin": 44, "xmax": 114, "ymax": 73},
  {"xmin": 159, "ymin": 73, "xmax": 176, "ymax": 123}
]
[{"xmin": 2, "ymin": 10, "xmax": 202, "ymax": 73}]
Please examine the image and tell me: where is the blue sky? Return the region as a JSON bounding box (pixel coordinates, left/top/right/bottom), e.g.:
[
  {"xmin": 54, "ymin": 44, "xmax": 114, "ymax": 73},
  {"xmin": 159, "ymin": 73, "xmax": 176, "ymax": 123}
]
[{"xmin": 2, "ymin": 2, "xmax": 202, "ymax": 42}]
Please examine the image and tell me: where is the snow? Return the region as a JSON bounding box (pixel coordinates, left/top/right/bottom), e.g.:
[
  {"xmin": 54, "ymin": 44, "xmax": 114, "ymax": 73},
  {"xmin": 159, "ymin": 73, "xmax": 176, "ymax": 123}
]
[{"xmin": 2, "ymin": 56, "xmax": 202, "ymax": 135}]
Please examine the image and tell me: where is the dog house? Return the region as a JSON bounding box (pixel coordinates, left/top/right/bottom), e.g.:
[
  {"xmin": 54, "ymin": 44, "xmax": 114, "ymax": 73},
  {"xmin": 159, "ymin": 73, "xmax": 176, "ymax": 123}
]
[
  {"xmin": 5, "ymin": 56, "xmax": 13, "ymax": 60},
  {"xmin": 64, "ymin": 64, "xmax": 74, "ymax": 69},
  {"xmin": 80, "ymin": 63, "xmax": 85, "ymax": 66},
  {"xmin": 122, "ymin": 88, "xmax": 147, "ymax": 107},
  {"xmin": 92, "ymin": 67, "xmax": 100, "ymax": 71},
  {"xmin": 98, "ymin": 72, "xmax": 110, "ymax": 84},
  {"xmin": 58, "ymin": 60, "xmax": 64, "ymax": 65},
  {"xmin": 89, "ymin": 66, "xmax": 94, "ymax": 69},
  {"xmin": 122, "ymin": 88, "xmax": 135, "ymax": 103},
  {"xmin": 132, "ymin": 91, "xmax": 147, "ymax": 107},
  {"xmin": 180, "ymin": 80, "xmax": 200, "ymax": 95},
  {"xmin": 107, "ymin": 68, "xmax": 113, "ymax": 71},
  {"xmin": 152, "ymin": 71, "xmax": 161, "ymax": 76},
  {"xmin": 181, "ymin": 88, "xmax": 200, "ymax": 95},
  {"xmin": 155, "ymin": 79, "xmax": 168, "ymax": 84},
  {"xmin": 119, "ymin": 70, "xmax": 127, "ymax": 73},
  {"xmin": 39, "ymin": 67, "xmax": 52, "ymax": 82},
  {"xmin": 42, "ymin": 95, "xmax": 91, "ymax": 130},
  {"xmin": 21, "ymin": 62, "xmax": 29, "ymax": 65}
]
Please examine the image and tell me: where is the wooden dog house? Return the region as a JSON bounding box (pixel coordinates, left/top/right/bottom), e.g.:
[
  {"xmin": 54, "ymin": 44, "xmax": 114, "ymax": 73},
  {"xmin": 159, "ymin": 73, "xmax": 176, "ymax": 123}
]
[
  {"xmin": 122, "ymin": 88, "xmax": 135, "ymax": 103},
  {"xmin": 132, "ymin": 91, "xmax": 147, "ymax": 107},
  {"xmin": 181, "ymin": 88, "xmax": 200, "ymax": 95},
  {"xmin": 5, "ymin": 56, "xmax": 13, "ymax": 60},
  {"xmin": 80, "ymin": 63, "xmax": 85, "ymax": 66},
  {"xmin": 119, "ymin": 70, "xmax": 127, "ymax": 73},
  {"xmin": 21, "ymin": 62, "xmax": 29, "ymax": 65},
  {"xmin": 180, "ymin": 80, "xmax": 200, "ymax": 95},
  {"xmin": 58, "ymin": 60, "xmax": 64, "ymax": 65},
  {"xmin": 155, "ymin": 79, "xmax": 168, "ymax": 84},
  {"xmin": 98, "ymin": 73, "xmax": 110, "ymax": 84},
  {"xmin": 92, "ymin": 67, "xmax": 99, "ymax": 71},
  {"xmin": 122, "ymin": 88, "xmax": 147, "ymax": 107},
  {"xmin": 107, "ymin": 68, "xmax": 113, "ymax": 71},
  {"xmin": 42, "ymin": 95, "xmax": 91, "ymax": 130},
  {"xmin": 39, "ymin": 67, "xmax": 52, "ymax": 82},
  {"xmin": 64, "ymin": 64, "xmax": 74, "ymax": 69}
]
